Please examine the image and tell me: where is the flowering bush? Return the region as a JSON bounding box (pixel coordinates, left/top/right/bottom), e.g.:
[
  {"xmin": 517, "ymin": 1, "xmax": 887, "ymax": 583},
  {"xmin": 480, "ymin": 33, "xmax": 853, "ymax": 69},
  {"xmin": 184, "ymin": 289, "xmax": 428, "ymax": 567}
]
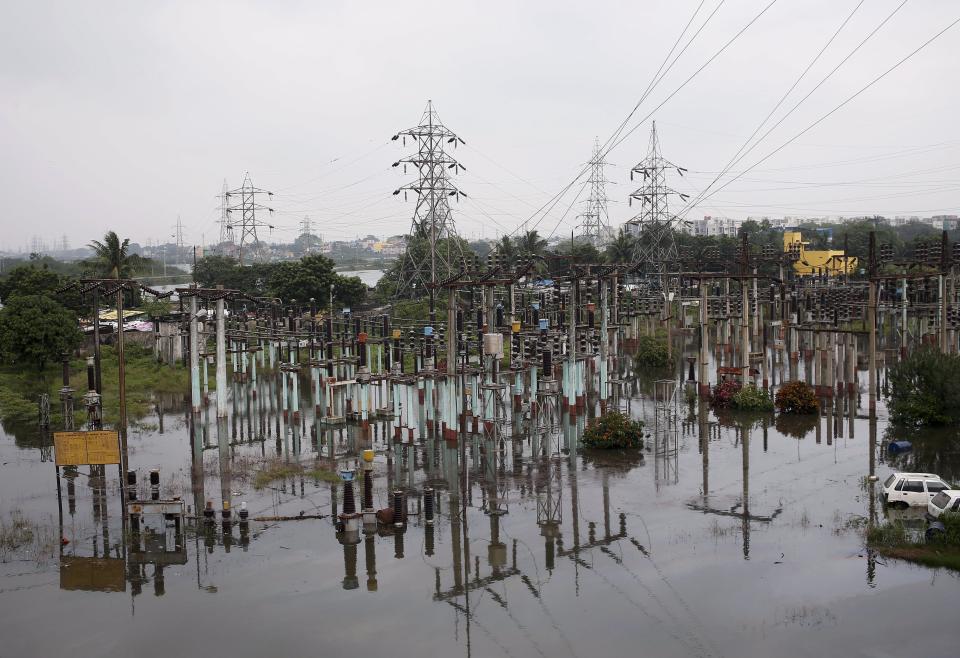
[
  {"xmin": 710, "ymin": 380, "xmax": 742, "ymax": 409},
  {"xmin": 582, "ymin": 412, "xmax": 645, "ymax": 450},
  {"xmin": 732, "ymin": 384, "xmax": 774, "ymax": 411},
  {"xmin": 775, "ymin": 381, "xmax": 819, "ymax": 414}
]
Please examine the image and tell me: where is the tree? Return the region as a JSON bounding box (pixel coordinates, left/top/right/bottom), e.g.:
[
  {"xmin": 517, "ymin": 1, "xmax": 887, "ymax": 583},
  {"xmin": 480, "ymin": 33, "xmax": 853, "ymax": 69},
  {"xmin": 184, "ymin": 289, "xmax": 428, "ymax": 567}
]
[
  {"xmin": 0, "ymin": 295, "xmax": 82, "ymax": 369},
  {"xmin": 374, "ymin": 235, "xmax": 473, "ymax": 300},
  {"xmin": 0, "ymin": 265, "xmax": 61, "ymax": 302},
  {"xmin": 887, "ymin": 347, "xmax": 960, "ymax": 426},
  {"xmin": 87, "ymin": 231, "xmax": 144, "ymax": 279},
  {"xmin": 494, "ymin": 235, "xmax": 516, "ymax": 262},
  {"xmin": 0, "ymin": 264, "xmax": 83, "ymax": 313},
  {"xmin": 333, "ymin": 275, "xmax": 367, "ymax": 308},
  {"xmin": 469, "ymin": 239, "xmax": 493, "ymax": 260},
  {"xmin": 267, "ymin": 255, "xmax": 338, "ymax": 305},
  {"xmin": 516, "ymin": 230, "xmax": 548, "ymax": 261},
  {"xmin": 605, "ymin": 230, "xmax": 637, "ymax": 263},
  {"xmin": 193, "ymin": 255, "xmax": 263, "ymax": 293}
]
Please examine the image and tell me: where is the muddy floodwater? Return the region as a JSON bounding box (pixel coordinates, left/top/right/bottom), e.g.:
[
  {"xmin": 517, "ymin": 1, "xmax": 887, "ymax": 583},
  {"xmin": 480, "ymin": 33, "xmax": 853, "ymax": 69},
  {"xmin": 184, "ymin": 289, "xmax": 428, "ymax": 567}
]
[{"xmin": 2, "ymin": 360, "xmax": 959, "ymax": 658}]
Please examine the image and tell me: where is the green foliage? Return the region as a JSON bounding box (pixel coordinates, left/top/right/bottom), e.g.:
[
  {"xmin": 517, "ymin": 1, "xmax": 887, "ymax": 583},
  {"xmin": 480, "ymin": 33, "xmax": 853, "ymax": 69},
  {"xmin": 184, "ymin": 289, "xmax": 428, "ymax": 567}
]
[
  {"xmin": 194, "ymin": 255, "xmax": 263, "ymax": 292},
  {"xmin": 546, "ymin": 238, "xmax": 603, "ymax": 278},
  {"xmin": 193, "ymin": 254, "xmax": 367, "ymax": 308},
  {"xmin": 374, "ymin": 235, "xmax": 473, "ymax": 300},
  {"xmin": 774, "ymin": 413, "xmax": 818, "ymax": 439},
  {"xmin": 867, "ymin": 513, "xmax": 960, "ymax": 572},
  {"xmin": 775, "ymin": 381, "xmax": 819, "ymax": 414},
  {"xmin": 0, "ymin": 264, "xmax": 84, "ymax": 313},
  {"xmin": 141, "ymin": 298, "xmax": 172, "ymax": 318},
  {"xmin": 886, "ymin": 347, "xmax": 960, "ymax": 427},
  {"xmin": 87, "ymin": 231, "xmax": 145, "ymax": 279},
  {"xmin": 268, "ymin": 255, "xmax": 338, "ymax": 304},
  {"xmin": 710, "ymin": 380, "xmax": 741, "ymax": 409},
  {"xmin": 732, "ymin": 384, "xmax": 774, "ymax": 411},
  {"xmin": 605, "ymin": 230, "xmax": 637, "ymax": 264},
  {"xmin": 582, "ymin": 412, "xmax": 644, "ymax": 450},
  {"xmin": 333, "ymin": 275, "xmax": 367, "ymax": 308},
  {"xmin": 633, "ymin": 335, "xmax": 671, "ymax": 369},
  {"xmin": 0, "ymin": 295, "xmax": 81, "ymax": 369}
]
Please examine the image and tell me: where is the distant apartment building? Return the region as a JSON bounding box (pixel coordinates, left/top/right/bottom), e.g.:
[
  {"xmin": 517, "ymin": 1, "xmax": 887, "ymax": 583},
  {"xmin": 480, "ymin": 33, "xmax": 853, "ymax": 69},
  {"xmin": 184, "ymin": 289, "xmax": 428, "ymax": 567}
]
[{"xmin": 684, "ymin": 216, "xmax": 792, "ymax": 237}]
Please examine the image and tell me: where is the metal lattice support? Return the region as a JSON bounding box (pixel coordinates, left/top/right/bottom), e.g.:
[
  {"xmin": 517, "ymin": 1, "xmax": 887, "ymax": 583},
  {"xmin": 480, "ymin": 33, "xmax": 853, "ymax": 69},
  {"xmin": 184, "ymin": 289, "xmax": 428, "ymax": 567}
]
[
  {"xmin": 38, "ymin": 393, "xmax": 51, "ymax": 429},
  {"xmin": 391, "ymin": 101, "xmax": 468, "ymax": 299},
  {"xmin": 624, "ymin": 121, "xmax": 689, "ymax": 271},
  {"xmin": 218, "ymin": 179, "xmax": 232, "ymax": 249},
  {"xmin": 577, "ymin": 138, "xmax": 612, "ymax": 246},
  {"xmin": 225, "ymin": 173, "xmax": 275, "ymax": 265}
]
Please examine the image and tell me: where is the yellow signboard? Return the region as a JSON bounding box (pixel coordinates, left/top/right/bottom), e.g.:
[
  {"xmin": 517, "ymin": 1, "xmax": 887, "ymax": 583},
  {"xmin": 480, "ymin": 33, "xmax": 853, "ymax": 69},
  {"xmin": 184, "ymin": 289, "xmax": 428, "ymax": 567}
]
[
  {"xmin": 54, "ymin": 431, "xmax": 121, "ymax": 466},
  {"xmin": 60, "ymin": 556, "xmax": 126, "ymax": 592}
]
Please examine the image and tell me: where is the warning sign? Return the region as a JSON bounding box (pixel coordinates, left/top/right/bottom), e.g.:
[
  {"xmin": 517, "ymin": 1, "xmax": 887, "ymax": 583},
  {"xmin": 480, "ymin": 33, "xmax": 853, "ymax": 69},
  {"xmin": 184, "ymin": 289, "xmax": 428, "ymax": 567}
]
[{"xmin": 54, "ymin": 431, "xmax": 121, "ymax": 466}]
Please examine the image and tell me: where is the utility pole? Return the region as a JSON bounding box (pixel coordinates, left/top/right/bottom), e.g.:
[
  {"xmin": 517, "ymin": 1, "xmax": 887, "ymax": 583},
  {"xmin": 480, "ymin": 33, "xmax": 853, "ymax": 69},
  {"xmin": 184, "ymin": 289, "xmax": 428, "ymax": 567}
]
[
  {"xmin": 391, "ymin": 100, "xmax": 468, "ymax": 313},
  {"xmin": 868, "ymin": 232, "xmax": 877, "ymax": 417},
  {"xmin": 225, "ymin": 173, "xmax": 275, "ymax": 265}
]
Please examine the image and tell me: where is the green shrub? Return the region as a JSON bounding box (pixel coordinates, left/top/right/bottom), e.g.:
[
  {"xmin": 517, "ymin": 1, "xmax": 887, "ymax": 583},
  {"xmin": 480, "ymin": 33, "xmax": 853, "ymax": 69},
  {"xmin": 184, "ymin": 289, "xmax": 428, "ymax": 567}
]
[
  {"xmin": 774, "ymin": 413, "xmax": 818, "ymax": 439},
  {"xmin": 887, "ymin": 347, "xmax": 960, "ymax": 426},
  {"xmin": 732, "ymin": 384, "xmax": 774, "ymax": 411},
  {"xmin": 710, "ymin": 380, "xmax": 741, "ymax": 409},
  {"xmin": 634, "ymin": 336, "xmax": 671, "ymax": 369},
  {"xmin": 582, "ymin": 412, "xmax": 644, "ymax": 450},
  {"xmin": 866, "ymin": 521, "xmax": 908, "ymax": 547},
  {"xmin": 775, "ymin": 381, "xmax": 819, "ymax": 414}
]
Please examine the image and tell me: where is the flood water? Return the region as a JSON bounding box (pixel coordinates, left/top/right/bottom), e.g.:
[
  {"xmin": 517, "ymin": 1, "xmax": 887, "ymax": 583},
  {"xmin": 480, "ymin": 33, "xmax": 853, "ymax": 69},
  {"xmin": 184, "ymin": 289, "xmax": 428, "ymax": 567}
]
[{"xmin": 1, "ymin": 350, "xmax": 959, "ymax": 658}]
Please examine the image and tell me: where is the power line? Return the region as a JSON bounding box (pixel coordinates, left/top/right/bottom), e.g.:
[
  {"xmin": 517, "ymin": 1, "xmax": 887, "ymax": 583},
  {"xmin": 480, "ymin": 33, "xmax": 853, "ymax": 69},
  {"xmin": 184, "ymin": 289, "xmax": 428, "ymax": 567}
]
[
  {"xmin": 679, "ymin": 0, "xmax": 906, "ymax": 217},
  {"xmin": 688, "ymin": 12, "xmax": 960, "ymax": 214}
]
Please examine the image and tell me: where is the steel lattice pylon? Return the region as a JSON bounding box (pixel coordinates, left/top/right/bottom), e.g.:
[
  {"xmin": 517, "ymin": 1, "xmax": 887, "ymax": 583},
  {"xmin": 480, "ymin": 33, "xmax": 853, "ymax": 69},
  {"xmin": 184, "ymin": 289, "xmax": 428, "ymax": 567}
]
[
  {"xmin": 391, "ymin": 101, "xmax": 468, "ymax": 299},
  {"xmin": 577, "ymin": 137, "xmax": 612, "ymax": 246},
  {"xmin": 623, "ymin": 121, "xmax": 689, "ymax": 271},
  {"xmin": 225, "ymin": 173, "xmax": 275, "ymax": 265}
]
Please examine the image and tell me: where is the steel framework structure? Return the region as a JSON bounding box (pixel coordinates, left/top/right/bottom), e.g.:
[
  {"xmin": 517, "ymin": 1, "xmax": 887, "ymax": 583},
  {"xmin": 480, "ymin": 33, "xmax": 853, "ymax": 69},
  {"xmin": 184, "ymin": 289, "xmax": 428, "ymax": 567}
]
[
  {"xmin": 225, "ymin": 173, "xmax": 275, "ymax": 265},
  {"xmin": 624, "ymin": 122, "xmax": 688, "ymax": 270},
  {"xmin": 391, "ymin": 101, "xmax": 468, "ymax": 300},
  {"xmin": 577, "ymin": 138, "xmax": 612, "ymax": 246}
]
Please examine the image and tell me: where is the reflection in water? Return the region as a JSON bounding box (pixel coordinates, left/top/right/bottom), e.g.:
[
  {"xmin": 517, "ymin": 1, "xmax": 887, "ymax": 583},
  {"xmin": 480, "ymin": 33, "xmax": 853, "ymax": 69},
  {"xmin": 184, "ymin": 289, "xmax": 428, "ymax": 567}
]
[{"xmin": 35, "ymin": 342, "xmax": 960, "ymax": 658}]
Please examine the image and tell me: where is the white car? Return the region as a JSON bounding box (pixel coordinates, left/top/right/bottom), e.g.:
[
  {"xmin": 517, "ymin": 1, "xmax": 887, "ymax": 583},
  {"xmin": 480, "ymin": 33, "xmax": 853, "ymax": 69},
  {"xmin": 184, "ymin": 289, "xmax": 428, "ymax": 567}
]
[
  {"xmin": 928, "ymin": 490, "xmax": 960, "ymax": 518},
  {"xmin": 882, "ymin": 472, "xmax": 951, "ymax": 508}
]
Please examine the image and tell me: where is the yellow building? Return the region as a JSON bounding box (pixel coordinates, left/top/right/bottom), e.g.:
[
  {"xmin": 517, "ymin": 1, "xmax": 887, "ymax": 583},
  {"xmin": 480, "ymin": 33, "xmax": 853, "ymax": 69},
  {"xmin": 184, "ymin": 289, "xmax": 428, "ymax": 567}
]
[{"xmin": 783, "ymin": 231, "xmax": 857, "ymax": 276}]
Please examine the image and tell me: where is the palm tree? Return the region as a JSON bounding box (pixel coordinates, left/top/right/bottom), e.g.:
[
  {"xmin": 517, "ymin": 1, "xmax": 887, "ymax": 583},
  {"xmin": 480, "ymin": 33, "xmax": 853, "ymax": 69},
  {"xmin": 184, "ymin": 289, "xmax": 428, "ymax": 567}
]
[
  {"xmin": 87, "ymin": 231, "xmax": 143, "ymax": 434},
  {"xmin": 495, "ymin": 235, "xmax": 515, "ymax": 262},
  {"xmin": 606, "ymin": 230, "xmax": 637, "ymax": 263},
  {"xmin": 88, "ymin": 231, "xmax": 142, "ymax": 279},
  {"xmin": 516, "ymin": 230, "xmax": 548, "ymax": 261}
]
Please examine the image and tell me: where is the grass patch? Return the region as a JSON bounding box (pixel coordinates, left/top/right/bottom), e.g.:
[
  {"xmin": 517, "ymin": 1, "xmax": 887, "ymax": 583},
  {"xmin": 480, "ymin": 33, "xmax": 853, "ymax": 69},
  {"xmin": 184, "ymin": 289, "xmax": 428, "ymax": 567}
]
[
  {"xmin": 251, "ymin": 458, "xmax": 340, "ymax": 490},
  {"xmin": 871, "ymin": 545, "xmax": 960, "ymax": 571},
  {"xmin": 867, "ymin": 512, "xmax": 960, "ymax": 571},
  {"xmin": 0, "ymin": 510, "xmax": 56, "ymax": 564},
  {"xmin": 0, "ymin": 344, "xmax": 190, "ymax": 439}
]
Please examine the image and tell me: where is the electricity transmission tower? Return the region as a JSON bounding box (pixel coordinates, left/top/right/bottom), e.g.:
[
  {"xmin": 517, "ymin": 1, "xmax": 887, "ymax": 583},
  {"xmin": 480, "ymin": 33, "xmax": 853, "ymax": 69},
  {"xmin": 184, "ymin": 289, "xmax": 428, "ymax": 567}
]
[
  {"xmin": 225, "ymin": 173, "xmax": 275, "ymax": 265},
  {"xmin": 623, "ymin": 121, "xmax": 689, "ymax": 270},
  {"xmin": 299, "ymin": 215, "xmax": 320, "ymax": 254},
  {"xmin": 391, "ymin": 100, "xmax": 468, "ymax": 300},
  {"xmin": 217, "ymin": 179, "xmax": 232, "ymax": 250},
  {"xmin": 577, "ymin": 137, "xmax": 612, "ymax": 246},
  {"xmin": 172, "ymin": 215, "xmax": 186, "ymax": 261}
]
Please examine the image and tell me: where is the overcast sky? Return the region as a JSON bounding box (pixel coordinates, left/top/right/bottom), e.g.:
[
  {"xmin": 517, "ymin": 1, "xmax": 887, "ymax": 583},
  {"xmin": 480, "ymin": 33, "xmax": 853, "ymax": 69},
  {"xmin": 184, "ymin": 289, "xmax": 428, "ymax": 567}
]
[{"xmin": 2, "ymin": 0, "xmax": 959, "ymax": 252}]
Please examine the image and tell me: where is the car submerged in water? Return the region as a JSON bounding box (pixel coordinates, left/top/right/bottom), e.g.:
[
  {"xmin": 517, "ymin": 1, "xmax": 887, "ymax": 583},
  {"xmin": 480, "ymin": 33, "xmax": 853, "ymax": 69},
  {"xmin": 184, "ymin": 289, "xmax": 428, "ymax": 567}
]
[
  {"xmin": 881, "ymin": 472, "xmax": 952, "ymax": 508},
  {"xmin": 928, "ymin": 490, "xmax": 960, "ymax": 518}
]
